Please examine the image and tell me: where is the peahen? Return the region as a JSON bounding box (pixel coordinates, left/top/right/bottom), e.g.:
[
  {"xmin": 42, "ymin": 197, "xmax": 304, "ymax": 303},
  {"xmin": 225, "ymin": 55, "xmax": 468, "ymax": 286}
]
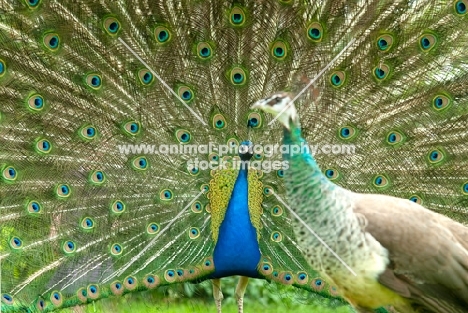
[
  {"xmin": 0, "ymin": 0, "xmax": 467, "ymax": 313},
  {"xmin": 253, "ymin": 93, "xmax": 468, "ymax": 312}
]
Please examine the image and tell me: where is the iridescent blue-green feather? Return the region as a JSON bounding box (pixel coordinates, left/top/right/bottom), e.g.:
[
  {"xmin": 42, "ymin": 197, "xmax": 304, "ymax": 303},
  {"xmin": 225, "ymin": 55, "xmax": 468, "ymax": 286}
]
[{"xmin": 0, "ymin": 1, "xmax": 349, "ymax": 312}]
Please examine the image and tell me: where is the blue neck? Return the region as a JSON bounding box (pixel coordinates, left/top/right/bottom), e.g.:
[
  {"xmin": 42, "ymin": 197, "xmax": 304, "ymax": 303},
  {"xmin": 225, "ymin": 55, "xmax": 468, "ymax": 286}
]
[{"xmin": 210, "ymin": 166, "xmax": 261, "ymax": 278}]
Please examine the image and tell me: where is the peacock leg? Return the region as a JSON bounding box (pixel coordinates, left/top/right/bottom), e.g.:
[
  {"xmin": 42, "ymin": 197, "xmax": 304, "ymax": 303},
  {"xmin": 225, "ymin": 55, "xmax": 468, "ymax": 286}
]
[
  {"xmin": 234, "ymin": 276, "xmax": 249, "ymax": 313},
  {"xmin": 212, "ymin": 278, "xmax": 224, "ymax": 313}
]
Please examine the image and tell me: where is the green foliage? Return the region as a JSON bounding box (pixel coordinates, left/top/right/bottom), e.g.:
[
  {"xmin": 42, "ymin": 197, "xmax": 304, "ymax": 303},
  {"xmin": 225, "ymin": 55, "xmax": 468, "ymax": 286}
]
[{"xmin": 58, "ymin": 278, "xmax": 355, "ymax": 313}]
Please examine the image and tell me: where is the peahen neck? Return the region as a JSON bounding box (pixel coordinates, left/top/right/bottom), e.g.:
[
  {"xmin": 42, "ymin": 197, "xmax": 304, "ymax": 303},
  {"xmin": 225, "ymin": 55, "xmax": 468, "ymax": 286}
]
[
  {"xmin": 283, "ymin": 125, "xmax": 334, "ymax": 189},
  {"xmin": 282, "ymin": 124, "xmax": 350, "ymax": 221},
  {"xmin": 210, "ymin": 163, "xmax": 261, "ymax": 278}
]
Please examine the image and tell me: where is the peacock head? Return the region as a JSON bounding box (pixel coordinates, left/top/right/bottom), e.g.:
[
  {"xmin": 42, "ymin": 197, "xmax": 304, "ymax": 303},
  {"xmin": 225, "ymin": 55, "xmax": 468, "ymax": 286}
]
[
  {"xmin": 251, "ymin": 92, "xmax": 299, "ymax": 131},
  {"xmin": 239, "ymin": 140, "xmax": 254, "ymax": 161}
]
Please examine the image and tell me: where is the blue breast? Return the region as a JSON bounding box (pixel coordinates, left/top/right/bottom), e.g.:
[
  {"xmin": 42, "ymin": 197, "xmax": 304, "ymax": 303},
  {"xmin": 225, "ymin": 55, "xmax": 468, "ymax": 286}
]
[{"xmin": 210, "ymin": 167, "xmax": 261, "ymax": 278}]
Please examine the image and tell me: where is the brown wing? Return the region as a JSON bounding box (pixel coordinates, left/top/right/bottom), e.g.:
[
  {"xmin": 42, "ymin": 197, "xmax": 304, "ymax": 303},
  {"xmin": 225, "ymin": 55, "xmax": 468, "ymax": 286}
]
[{"xmin": 354, "ymin": 194, "xmax": 468, "ymax": 313}]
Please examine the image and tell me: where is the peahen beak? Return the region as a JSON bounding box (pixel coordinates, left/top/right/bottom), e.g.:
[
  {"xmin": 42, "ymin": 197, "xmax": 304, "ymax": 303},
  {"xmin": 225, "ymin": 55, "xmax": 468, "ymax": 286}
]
[
  {"xmin": 251, "ymin": 96, "xmax": 296, "ymax": 131},
  {"xmin": 250, "ymin": 98, "xmax": 268, "ymax": 110}
]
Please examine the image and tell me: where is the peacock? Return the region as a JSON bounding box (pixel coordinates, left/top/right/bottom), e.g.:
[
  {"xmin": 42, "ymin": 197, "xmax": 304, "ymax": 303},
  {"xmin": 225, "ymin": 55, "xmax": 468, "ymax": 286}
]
[
  {"xmin": 0, "ymin": 1, "xmax": 350, "ymax": 312},
  {"xmin": 0, "ymin": 0, "xmax": 467, "ymax": 313}
]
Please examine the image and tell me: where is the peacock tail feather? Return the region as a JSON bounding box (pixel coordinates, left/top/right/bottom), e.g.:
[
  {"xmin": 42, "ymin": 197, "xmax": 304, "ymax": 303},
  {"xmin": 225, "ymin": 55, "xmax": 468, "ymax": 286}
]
[
  {"xmin": 0, "ymin": 0, "xmax": 343, "ymax": 312},
  {"xmin": 0, "ymin": 0, "xmax": 467, "ymax": 312}
]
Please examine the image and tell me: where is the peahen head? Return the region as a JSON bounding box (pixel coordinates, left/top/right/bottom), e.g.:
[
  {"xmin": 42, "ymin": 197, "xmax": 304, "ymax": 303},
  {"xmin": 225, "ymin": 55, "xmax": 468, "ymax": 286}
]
[{"xmin": 251, "ymin": 92, "xmax": 299, "ymax": 131}]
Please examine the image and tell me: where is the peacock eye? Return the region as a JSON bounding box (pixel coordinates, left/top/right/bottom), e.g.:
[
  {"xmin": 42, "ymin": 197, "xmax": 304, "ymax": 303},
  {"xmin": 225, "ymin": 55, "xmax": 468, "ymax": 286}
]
[{"xmin": 269, "ymin": 97, "xmax": 281, "ymax": 105}]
